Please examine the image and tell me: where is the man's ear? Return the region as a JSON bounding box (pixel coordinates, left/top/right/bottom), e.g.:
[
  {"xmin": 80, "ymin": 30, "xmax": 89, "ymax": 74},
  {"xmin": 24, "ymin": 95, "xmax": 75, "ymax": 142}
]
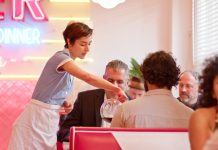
[
  {"xmin": 125, "ymin": 82, "xmax": 130, "ymax": 92},
  {"xmin": 103, "ymin": 75, "xmax": 106, "ymax": 79}
]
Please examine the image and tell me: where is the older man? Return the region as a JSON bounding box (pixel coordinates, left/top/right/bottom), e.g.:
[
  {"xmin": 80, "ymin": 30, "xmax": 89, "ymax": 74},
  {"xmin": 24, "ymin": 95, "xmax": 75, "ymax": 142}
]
[
  {"xmin": 57, "ymin": 59, "xmax": 129, "ymax": 142},
  {"xmin": 178, "ymin": 71, "xmax": 200, "ymax": 110},
  {"xmin": 111, "ymin": 51, "xmax": 193, "ymax": 128}
]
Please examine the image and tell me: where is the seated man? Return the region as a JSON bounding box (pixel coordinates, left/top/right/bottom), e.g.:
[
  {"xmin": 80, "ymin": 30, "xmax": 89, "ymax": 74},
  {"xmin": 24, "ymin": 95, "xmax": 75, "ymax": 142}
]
[
  {"xmin": 57, "ymin": 59, "xmax": 129, "ymax": 142},
  {"xmin": 111, "ymin": 50, "xmax": 193, "ymax": 128},
  {"xmin": 178, "ymin": 71, "xmax": 200, "ymax": 110},
  {"xmin": 127, "ymin": 77, "xmax": 145, "ymax": 99}
]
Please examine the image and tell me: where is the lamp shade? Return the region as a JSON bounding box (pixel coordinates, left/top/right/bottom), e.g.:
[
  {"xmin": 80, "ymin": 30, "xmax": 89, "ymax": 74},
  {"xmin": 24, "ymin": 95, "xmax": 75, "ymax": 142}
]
[{"xmin": 92, "ymin": 0, "xmax": 125, "ymax": 9}]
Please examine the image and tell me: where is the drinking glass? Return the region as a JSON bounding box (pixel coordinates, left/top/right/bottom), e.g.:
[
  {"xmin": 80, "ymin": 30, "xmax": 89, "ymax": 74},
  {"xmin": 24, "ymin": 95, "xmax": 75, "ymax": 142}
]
[{"xmin": 100, "ymin": 98, "xmax": 120, "ymax": 123}]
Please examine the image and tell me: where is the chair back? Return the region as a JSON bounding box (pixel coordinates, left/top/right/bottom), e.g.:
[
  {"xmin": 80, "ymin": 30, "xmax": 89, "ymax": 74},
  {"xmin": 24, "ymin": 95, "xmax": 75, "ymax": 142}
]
[{"xmin": 69, "ymin": 127, "xmax": 190, "ymax": 150}]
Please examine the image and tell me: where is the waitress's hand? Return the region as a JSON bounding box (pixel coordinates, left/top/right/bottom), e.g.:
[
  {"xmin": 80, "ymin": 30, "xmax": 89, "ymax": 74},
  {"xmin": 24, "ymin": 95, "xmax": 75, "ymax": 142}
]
[
  {"xmin": 116, "ymin": 89, "xmax": 128, "ymax": 103},
  {"xmin": 62, "ymin": 101, "xmax": 73, "ymax": 114}
]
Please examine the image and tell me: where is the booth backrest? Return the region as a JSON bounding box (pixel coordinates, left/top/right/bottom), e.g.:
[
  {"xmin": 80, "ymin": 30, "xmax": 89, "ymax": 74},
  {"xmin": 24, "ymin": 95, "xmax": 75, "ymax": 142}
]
[{"xmin": 69, "ymin": 127, "xmax": 190, "ymax": 150}]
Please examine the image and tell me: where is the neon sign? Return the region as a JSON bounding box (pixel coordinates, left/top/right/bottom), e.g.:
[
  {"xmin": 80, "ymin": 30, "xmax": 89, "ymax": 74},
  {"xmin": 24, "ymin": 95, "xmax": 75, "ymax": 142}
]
[
  {"xmin": 0, "ymin": 0, "xmax": 47, "ymax": 21},
  {"xmin": 0, "ymin": 28, "xmax": 40, "ymax": 44}
]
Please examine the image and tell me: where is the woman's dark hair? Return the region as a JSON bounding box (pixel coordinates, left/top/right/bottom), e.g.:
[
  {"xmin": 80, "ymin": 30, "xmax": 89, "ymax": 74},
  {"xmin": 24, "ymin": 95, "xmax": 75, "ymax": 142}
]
[
  {"xmin": 63, "ymin": 22, "xmax": 93, "ymax": 48},
  {"xmin": 141, "ymin": 50, "xmax": 180, "ymax": 90},
  {"xmin": 199, "ymin": 55, "xmax": 218, "ymax": 107}
]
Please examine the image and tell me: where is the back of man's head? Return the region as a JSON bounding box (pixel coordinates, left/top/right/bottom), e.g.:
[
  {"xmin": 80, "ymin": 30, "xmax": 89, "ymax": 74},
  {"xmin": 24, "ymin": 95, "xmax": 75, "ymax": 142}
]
[{"xmin": 141, "ymin": 50, "xmax": 180, "ymax": 90}]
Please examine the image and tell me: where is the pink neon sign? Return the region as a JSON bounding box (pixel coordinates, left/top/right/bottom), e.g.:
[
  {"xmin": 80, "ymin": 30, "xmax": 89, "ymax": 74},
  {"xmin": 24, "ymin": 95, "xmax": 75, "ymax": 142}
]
[
  {"xmin": 0, "ymin": 0, "xmax": 4, "ymax": 20},
  {"xmin": 0, "ymin": 0, "xmax": 47, "ymax": 21}
]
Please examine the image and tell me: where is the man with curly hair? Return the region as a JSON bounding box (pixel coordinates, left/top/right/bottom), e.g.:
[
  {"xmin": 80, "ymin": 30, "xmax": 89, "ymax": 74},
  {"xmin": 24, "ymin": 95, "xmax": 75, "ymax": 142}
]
[{"xmin": 111, "ymin": 50, "xmax": 193, "ymax": 128}]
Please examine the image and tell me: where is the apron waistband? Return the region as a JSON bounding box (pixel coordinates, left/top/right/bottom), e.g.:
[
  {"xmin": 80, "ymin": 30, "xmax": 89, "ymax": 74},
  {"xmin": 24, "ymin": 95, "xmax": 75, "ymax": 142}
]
[{"xmin": 31, "ymin": 99, "xmax": 61, "ymax": 110}]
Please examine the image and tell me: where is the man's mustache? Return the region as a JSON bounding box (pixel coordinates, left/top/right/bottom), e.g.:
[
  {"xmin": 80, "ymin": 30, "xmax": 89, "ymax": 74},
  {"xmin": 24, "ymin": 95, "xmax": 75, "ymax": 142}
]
[{"xmin": 180, "ymin": 92, "xmax": 190, "ymax": 98}]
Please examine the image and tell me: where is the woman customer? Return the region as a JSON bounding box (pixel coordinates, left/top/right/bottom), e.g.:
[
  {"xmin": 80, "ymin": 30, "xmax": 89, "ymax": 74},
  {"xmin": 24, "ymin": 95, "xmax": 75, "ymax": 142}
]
[{"xmin": 189, "ymin": 55, "xmax": 218, "ymax": 150}]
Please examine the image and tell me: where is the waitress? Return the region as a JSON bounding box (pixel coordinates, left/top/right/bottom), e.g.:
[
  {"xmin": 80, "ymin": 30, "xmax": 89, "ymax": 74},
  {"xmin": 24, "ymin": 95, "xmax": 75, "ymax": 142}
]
[{"xmin": 8, "ymin": 22, "xmax": 127, "ymax": 150}]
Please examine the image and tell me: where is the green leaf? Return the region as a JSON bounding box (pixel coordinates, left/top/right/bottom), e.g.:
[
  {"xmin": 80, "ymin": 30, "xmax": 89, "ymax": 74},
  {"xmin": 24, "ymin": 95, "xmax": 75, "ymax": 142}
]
[{"xmin": 129, "ymin": 58, "xmax": 143, "ymax": 79}]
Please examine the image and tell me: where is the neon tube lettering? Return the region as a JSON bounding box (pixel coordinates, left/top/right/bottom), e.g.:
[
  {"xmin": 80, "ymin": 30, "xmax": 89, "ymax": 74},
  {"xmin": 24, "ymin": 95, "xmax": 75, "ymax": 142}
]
[
  {"xmin": 0, "ymin": 0, "xmax": 4, "ymax": 20},
  {"xmin": 12, "ymin": 0, "xmax": 47, "ymax": 21},
  {"xmin": 0, "ymin": 28, "xmax": 40, "ymax": 44}
]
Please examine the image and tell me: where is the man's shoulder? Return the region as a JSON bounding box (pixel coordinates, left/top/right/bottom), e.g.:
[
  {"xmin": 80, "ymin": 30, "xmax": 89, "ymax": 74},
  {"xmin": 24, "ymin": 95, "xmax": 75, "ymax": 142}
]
[
  {"xmin": 74, "ymin": 89, "xmax": 104, "ymax": 104},
  {"xmin": 78, "ymin": 89, "xmax": 104, "ymax": 95},
  {"xmin": 74, "ymin": 89, "xmax": 104, "ymax": 108},
  {"xmin": 121, "ymin": 98, "xmax": 141, "ymax": 109}
]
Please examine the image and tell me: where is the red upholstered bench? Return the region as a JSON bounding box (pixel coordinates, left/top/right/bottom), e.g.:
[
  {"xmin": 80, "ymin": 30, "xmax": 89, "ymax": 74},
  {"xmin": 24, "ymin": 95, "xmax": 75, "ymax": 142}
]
[{"xmin": 69, "ymin": 127, "xmax": 189, "ymax": 150}]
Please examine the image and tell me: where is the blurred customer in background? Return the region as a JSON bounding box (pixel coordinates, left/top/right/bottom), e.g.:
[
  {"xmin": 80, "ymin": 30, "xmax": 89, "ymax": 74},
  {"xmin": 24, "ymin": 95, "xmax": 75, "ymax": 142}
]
[
  {"xmin": 127, "ymin": 58, "xmax": 145, "ymax": 100},
  {"xmin": 127, "ymin": 77, "xmax": 145, "ymax": 99},
  {"xmin": 178, "ymin": 70, "xmax": 200, "ymax": 110}
]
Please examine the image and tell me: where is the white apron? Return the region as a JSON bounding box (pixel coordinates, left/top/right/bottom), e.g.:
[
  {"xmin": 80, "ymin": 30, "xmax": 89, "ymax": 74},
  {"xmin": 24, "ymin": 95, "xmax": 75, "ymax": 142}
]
[{"xmin": 8, "ymin": 99, "xmax": 61, "ymax": 150}]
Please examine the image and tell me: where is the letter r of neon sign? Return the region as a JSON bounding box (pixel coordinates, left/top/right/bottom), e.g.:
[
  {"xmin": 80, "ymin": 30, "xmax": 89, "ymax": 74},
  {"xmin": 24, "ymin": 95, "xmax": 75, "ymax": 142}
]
[
  {"xmin": 0, "ymin": 0, "xmax": 4, "ymax": 20},
  {"xmin": 12, "ymin": 0, "xmax": 47, "ymax": 21}
]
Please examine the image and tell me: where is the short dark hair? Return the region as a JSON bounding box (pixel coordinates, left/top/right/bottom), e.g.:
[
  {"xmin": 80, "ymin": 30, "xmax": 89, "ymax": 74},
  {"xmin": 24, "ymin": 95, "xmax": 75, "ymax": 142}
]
[
  {"xmin": 141, "ymin": 50, "xmax": 180, "ymax": 90},
  {"xmin": 199, "ymin": 55, "xmax": 218, "ymax": 107},
  {"xmin": 63, "ymin": 22, "xmax": 93, "ymax": 48}
]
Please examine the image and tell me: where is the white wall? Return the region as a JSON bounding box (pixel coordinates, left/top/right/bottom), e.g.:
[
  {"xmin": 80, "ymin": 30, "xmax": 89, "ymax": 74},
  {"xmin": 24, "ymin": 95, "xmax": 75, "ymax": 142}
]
[
  {"xmin": 88, "ymin": 0, "xmax": 192, "ymax": 74},
  {"xmin": 89, "ymin": 0, "xmax": 173, "ymax": 75},
  {"xmin": 74, "ymin": 0, "xmax": 192, "ymax": 98},
  {"xmin": 172, "ymin": 0, "xmax": 193, "ymax": 72}
]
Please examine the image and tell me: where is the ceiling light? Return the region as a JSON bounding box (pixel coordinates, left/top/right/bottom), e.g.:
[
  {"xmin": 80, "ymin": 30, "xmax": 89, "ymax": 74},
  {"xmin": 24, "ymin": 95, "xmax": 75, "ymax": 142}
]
[{"xmin": 92, "ymin": 0, "xmax": 125, "ymax": 9}]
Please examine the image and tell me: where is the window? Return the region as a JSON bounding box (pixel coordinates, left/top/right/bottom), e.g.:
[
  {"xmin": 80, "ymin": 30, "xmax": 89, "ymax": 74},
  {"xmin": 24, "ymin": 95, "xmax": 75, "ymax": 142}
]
[{"xmin": 193, "ymin": 0, "xmax": 218, "ymax": 71}]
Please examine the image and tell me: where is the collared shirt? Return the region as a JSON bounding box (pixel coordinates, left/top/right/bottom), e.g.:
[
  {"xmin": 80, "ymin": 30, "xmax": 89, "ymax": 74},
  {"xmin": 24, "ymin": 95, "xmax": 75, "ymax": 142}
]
[
  {"xmin": 32, "ymin": 49, "xmax": 74, "ymax": 105},
  {"xmin": 111, "ymin": 89, "xmax": 193, "ymax": 128},
  {"xmin": 101, "ymin": 94, "xmax": 112, "ymax": 127}
]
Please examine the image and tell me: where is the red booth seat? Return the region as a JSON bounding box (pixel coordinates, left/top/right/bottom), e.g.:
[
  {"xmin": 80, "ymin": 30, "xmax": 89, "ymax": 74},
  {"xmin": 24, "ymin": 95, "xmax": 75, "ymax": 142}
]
[{"xmin": 69, "ymin": 127, "xmax": 190, "ymax": 150}]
